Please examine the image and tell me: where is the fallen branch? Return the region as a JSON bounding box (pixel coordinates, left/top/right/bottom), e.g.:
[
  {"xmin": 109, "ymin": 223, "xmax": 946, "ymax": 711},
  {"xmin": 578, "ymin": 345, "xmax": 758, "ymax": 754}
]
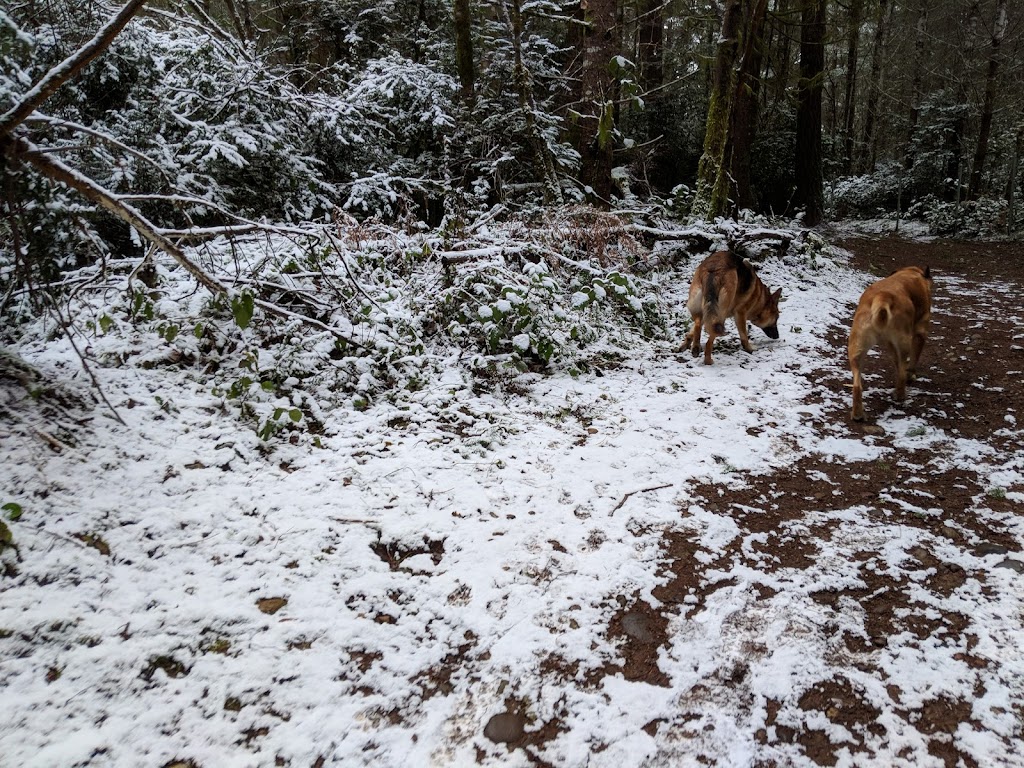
[
  {"xmin": 0, "ymin": 0, "xmax": 148, "ymax": 139},
  {"xmin": 608, "ymin": 224, "xmax": 715, "ymax": 251},
  {"xmin": 439, "ymin": 246, "xmax": 514, "ymax": 267},
  {"xmin": 11, "ymin": 136, "xmax": 363, "ymax": 347},
  {"xmin": 608, "ymin": 483, "xmax": 673, "ymax": 516},
  {"xmin": 45, "ymin": 295, "xmax": 127, "ymax": 426},
  {"xmin": 25, "ymin": 113, "xmax": 172, "ymax": 182},
  {"xmin": 15, "ymin": 135, "xmax": 229, "ymax": 294}
]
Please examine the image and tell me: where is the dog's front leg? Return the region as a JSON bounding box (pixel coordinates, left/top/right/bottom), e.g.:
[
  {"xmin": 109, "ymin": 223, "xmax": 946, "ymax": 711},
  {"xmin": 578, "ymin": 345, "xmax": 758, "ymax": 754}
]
[{"xmin": 734, "ymin": 312, "xmax": 753, "ymax": 353}]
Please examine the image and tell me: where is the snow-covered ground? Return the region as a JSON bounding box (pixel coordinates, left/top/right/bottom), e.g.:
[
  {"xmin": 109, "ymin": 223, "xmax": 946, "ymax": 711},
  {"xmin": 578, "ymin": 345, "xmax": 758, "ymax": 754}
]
[{"xmin": 3, "ymin": 243, "xmax": 1023, "ymax": 767}]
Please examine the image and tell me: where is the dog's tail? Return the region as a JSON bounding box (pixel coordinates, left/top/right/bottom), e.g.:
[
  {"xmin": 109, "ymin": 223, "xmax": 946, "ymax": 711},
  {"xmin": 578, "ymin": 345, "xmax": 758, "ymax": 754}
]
[
  {"xmin": 871, "ymin": 296, "xmax": 893, "ymax": 328},
  {"xmin": 701, "ymin": 271, "xmax": 726, "ymax": 334}
]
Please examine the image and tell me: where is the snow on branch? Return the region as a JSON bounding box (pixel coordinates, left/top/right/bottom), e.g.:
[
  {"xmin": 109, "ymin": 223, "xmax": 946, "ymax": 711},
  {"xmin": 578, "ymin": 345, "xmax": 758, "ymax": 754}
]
[
  {"xmin": 0, "ymin": 0, "xmax": 149, "ymax": 139},
  {"xmin": 10, "ymin": 135, "xmax": 362, "ymax": 347},
  {"xmin": 25, "ymin": 113, "xmax": 171, "ymax": 180}
]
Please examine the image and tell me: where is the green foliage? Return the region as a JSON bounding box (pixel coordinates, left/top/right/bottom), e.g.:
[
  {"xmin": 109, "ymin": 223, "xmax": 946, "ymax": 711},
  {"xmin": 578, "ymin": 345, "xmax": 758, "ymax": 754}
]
[
  {"xmin": 909, "ymin": 196, "xmax": 1009, "ymax": 238},
  {"xmin": 230, "ymin": 293, "xmax": 255, "ymax": 331},
  {"xmin": 828, "ymin": 163, "xmax": 906, "ymax": 218},
  {"xmin": 436, "ymin": 257, "xmax": 657, "ymax": 369}
]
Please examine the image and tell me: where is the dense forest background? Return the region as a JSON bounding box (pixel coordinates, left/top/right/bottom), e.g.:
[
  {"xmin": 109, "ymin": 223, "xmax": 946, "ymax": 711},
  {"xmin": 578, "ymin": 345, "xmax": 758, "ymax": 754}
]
[
  {"xmin": 0, "ymin": 0, "xmax": 1021, "ymax": 416},
  {"xmin": 2, "ymin": 0, "xmax": 1021, "ymax": 260}
]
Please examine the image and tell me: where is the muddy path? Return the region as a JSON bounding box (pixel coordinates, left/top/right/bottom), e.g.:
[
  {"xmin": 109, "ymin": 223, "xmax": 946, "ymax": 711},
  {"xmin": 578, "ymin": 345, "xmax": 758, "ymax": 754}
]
[{"xmin": 615, "ymin": 237, "xmax": 1024, "ymax": 767}]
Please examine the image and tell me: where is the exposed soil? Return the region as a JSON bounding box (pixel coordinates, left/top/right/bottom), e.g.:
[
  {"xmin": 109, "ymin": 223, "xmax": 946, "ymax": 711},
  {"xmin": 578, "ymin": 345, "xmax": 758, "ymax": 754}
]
[
  {"xmin": 441, "ymin": 236, "xmax": 1024, "ymax": 766},
  {"xmin": 604, "ymin": 237, "xmax": 1024, "ymax": 767}
]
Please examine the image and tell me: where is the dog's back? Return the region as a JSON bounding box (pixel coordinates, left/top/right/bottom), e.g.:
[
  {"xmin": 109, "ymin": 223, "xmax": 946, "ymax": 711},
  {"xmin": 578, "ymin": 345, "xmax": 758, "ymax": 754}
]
[
  {"xmin": 849, "ymin": 266, "xmax": 932, "ymax": 420},
  {"xmin": 683, "ymin": 250, "xmax": 781, "ymax": 365},
  {"xmin": 689, "ymin": 251, "xmax": 755, "ymax": 332},
  {"xmin": 858, "ymin": 266, "xmax": 931, "ymax": 335}
]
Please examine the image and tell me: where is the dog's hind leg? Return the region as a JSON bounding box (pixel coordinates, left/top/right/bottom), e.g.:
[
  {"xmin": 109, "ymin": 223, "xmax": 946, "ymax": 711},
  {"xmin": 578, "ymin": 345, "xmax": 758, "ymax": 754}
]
[
  {"xmin": 909, "ymin": 329, "xmax": 927, "ymax": 380},
  {"xmin": 892, "ymin": 341, "xmax": 910, "ymax": 401},
  {"xmin": 850, "ymin": 347, "xmax": 866, "ymax": 421},
  {"xmin": 703, "ymin": 325, "xmax": 720, "ymax": 365},
  {"xmin": 686, "ymin": 316, "xmax": 703, "ymax": 357}
]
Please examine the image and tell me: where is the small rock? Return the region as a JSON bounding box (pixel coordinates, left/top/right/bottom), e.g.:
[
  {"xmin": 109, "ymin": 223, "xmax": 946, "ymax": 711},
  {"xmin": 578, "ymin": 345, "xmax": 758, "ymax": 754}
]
[
  {"xmin": 484, "ymin": 711, "xmax": 526, "ymax": 744},
  {"xmin": 995, "ymin": 558, "xmax": 1024, "ymax": 574},
  {"xmin": 257, "ymin": 597, "xmax": 288, "ymax": 615},
  {"xmin": 974, "ymin": 543, "xmax": 1010, "ymax": 556},
  {"xmin": 620, "ymin": 610, "xmax": 657, "ymax": 643}
]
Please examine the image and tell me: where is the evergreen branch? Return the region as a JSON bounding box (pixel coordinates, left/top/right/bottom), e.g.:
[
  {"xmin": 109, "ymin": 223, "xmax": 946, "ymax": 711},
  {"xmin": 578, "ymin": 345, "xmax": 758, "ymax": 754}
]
[
  {"xmin": 10, "ymin": 136, "xmax": 363, "ymax": 347},
  {"xmin": 0, "ymin": 0, "xmax": 149, "ymax": 139}
]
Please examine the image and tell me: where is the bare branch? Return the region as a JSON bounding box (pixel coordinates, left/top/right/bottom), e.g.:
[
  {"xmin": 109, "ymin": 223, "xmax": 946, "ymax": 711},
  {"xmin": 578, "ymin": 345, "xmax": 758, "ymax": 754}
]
[
  {"xmin": 159, "ymin": 224, "xmax": 266, "ymax": 242},
  {"xmin": 44, "ymin": 295, "xmax": 127, "ymax": 426},
  {"xmin": 25, "ymin": 113, "xmax": 171, "ymax": 181},
  {"xmin": 609, "ymin": 484, "xmax": 673, "ymax": 516},
  {"xmin": 0, "ymin": 0, "xmax": 149, "ymax": 139},
  {"xmin": 180, "ymin": 0, "xmax": 245, "ymax": 49},
  {"xmin": 13, "ymin": 135, "xmax": 228, "ymax": 294},
  {"xmin": 10, "ymin": 136, "xmax": 362, "ymax": 346}
]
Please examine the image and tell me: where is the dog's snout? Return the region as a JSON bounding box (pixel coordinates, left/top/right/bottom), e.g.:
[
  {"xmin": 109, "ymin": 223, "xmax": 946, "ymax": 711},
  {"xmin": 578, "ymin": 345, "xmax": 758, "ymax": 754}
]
[{"xmin": 763, "ymin": 325, "xmax": 779, "ymax": 339}]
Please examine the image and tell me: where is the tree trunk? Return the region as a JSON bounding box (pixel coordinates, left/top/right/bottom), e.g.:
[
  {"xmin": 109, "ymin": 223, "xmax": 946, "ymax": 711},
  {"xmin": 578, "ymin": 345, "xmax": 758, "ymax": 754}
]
[
  {"xmin": 841, "ymin": 0, "xmax": 863, "ymax": 175},
  {"xmin": 222, "ymin": 0, "xmax": 250, "ymax": 42},
  {"xmin": 496, "ymin": 0, "xmax": 563, "ymax": 204},
  {"xmin": 453, "ymin": 0, "xmax": 475, "ymax": 104},
  {"xmin": 968, "ymin": 0, "xmax": 1007, "ymax": 200},
  {"xmin": 691, "ymin": 0, "xmax": 744, "ymax": 220},
  {"xmin": 795, "ymin": 0, "xmax": 826, "ymax": 226},
  {"xmin": 946, "ymin": 2, "xmax": 982, "ymax": 201},
  {"xmin": 858, "ymin": 0, "xmax": 889, "ymax": 174},
  {"xmin": 577, "ymin": 0, "xmax": 618, "ymax": 203},
  {"xmin": 770, "ymin": 0, "xmax": 793, "ymax": 103},
  {"xmin": 730, "ymin": 0, "xmax": 769, "ymax": 211},
  {"xmin": 1008, "ymin": 124, "xmax": 1023, "ymax": 233},
  {"xmin": 903, "ymin": 2, "xmax": 928, "ymax": 170},
  {"xmin": 637, "ymin": 0, "xmax": 664, "ymax": 92}
]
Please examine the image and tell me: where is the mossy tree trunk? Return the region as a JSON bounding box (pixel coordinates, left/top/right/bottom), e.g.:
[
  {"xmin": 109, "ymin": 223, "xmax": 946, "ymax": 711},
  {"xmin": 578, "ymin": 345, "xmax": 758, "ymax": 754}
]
[
  {"xmin": 730, "ymin": 0, "xmax": 769, "ymax": 211},
  {"xmin": 840, "ymin": 0, "xmax": 863, "ymax": 176},
  {"xmin": 496, "ymin": 0, "xmax": 562, "ymax": 204},
  {"xmin": 857, "ymin": 0, "xmax": 889, "ymax": 174},
  {"xmin": 903, "ymin": 2, "xmax": 928, "ymax": 171},
  {"xmin": 577, "ymin": 0, "xmax": 618, "ymax": 204},
  {"xmin": 691, "ymin": 0, "xmax": 744, "ymax": 220}
]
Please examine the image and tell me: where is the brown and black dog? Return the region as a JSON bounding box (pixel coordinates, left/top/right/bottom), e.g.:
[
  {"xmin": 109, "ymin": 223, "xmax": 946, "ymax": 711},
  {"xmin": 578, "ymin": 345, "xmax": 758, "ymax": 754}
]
[
  {"xmin": 848, "ymin": 265, "xmax": 932, "ymax": 421},
  {"xmin": 682, "ymin": 250, "xmax": 782, "ymax": 365}
]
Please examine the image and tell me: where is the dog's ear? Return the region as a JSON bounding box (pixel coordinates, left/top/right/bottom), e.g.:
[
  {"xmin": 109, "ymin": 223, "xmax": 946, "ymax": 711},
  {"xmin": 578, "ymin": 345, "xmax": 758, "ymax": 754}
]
[{"xmin": 772, "ymin": 288, "xmax": 782, "ymax": 302}]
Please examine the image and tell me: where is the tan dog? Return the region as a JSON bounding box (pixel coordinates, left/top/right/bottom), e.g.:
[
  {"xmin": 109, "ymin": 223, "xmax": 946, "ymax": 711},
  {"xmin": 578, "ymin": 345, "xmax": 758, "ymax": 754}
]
[
  {"xmin": 682, "ymin": 250, "xmax": 782, "ymax": 365},
  {"xmin": 848, "ymin": 266, "xmax": 932, "ymax": 421}
]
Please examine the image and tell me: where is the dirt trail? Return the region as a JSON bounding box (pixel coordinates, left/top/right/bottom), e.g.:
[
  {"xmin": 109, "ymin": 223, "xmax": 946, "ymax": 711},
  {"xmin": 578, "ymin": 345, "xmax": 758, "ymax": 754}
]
[{"xmin": 614, "ymin": 237, "xmax": 1024, "ymax": 766}]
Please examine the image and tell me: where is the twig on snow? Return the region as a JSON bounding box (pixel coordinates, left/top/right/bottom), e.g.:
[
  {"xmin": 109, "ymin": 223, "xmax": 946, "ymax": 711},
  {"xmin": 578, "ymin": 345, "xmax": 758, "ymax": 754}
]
[
  {"xmin": 609, "ymin": 483, "xmax": 673, "ymax": 516},
  {"xmin": 44, "ymin": 296, "xmax": 127, "ymax": 426}
]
